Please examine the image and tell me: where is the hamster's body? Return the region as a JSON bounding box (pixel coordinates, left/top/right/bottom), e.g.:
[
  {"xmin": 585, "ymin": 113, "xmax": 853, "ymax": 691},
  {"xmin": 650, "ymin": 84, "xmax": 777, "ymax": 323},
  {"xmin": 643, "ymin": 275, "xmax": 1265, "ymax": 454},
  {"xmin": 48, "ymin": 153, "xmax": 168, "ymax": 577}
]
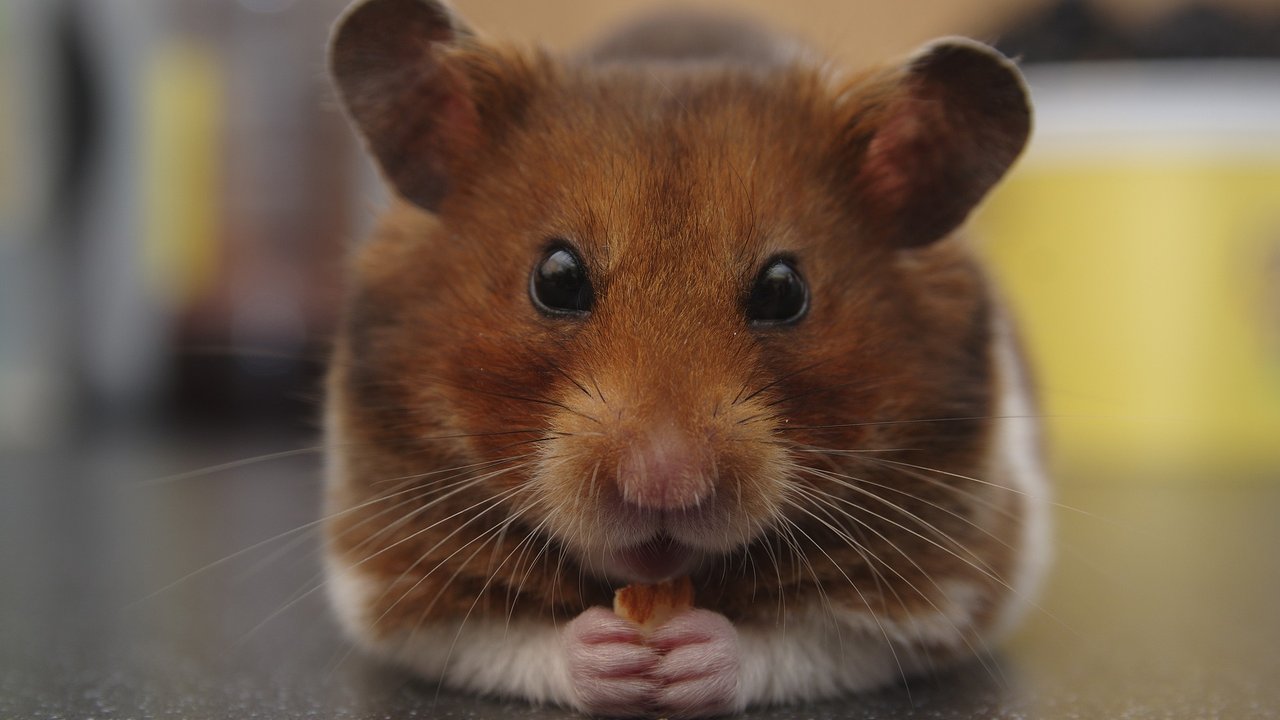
[{"xmin": 323, "ymin": 1, "xmax": 1049, "ymax": 716}]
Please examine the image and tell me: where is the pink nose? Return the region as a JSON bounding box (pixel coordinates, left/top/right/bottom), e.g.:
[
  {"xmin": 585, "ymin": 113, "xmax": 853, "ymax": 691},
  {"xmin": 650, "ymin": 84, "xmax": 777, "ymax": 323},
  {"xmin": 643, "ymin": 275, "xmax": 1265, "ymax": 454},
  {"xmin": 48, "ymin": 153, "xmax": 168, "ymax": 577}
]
[{"xmin": 616, "ymin": 424, "xmax": 713, "ymax": 510}]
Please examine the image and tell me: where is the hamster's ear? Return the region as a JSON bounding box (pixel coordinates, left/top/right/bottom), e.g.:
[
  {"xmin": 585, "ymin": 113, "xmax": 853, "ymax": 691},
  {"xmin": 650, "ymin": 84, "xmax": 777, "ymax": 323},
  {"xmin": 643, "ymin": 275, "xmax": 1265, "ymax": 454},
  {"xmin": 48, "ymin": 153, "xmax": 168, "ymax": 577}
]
[
  {"xmin": 330, "ymin": 0, "xmax": 532, "ymax": 211},
  {"xmin": 839, "ymin": 38, "xmax": 1030, "ymax": 248}
]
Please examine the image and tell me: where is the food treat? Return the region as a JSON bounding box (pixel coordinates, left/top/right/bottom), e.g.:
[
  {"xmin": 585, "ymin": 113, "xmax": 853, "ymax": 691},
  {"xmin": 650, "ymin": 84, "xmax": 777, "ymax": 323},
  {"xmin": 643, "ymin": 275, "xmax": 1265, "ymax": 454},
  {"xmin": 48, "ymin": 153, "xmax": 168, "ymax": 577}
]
[{"xmin": 612, "ymin": 577, "xmax": 694, "ymax": 633}]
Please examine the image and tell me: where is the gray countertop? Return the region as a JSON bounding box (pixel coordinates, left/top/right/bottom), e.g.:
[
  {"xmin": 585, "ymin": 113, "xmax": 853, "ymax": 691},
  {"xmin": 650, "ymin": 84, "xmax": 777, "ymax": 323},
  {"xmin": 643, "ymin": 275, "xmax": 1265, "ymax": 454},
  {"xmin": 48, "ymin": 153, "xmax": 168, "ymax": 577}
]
[{"xmin": 3, "ymin": 432, "xmax": 1278, "ymax": 719}]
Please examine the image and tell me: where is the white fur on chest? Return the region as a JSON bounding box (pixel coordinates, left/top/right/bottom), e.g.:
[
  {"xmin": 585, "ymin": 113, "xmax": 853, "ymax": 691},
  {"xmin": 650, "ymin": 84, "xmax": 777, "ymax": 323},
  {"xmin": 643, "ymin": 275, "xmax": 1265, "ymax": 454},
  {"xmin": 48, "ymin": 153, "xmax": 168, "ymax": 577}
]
[{"xmin": 987, "ymin": 315, "xmax": 1053, "ymax": 639}]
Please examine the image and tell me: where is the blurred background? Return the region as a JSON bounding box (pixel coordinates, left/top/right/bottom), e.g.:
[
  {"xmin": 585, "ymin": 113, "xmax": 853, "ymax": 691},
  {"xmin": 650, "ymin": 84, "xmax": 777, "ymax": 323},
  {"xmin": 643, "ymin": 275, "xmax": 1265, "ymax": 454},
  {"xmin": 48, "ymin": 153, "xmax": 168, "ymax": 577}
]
[{"xmin": 2, "ymin": 0, "xmax": 1279, "ymax": 477}]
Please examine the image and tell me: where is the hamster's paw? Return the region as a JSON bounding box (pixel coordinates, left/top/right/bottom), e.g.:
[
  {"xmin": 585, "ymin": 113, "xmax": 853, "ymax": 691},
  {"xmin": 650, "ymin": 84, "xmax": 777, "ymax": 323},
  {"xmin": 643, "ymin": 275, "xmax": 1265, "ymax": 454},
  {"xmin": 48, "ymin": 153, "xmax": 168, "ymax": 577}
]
[
  {"xmin": 648, "ymin": 609, "xmax": 742, "ymax": 718},
  {"xmin": 564, "ymin": 607, "xmax": 660, "ymax": 717}
]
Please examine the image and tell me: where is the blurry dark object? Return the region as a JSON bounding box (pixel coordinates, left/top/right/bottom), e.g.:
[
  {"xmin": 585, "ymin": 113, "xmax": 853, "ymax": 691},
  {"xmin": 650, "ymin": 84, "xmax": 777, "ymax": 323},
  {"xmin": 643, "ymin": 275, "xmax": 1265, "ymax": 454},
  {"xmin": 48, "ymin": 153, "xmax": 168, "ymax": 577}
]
[
  {"xmin": 40, "ymin": 0, "xmax": 362, "ymax": 435},
  {"xmin": 53, "ymin": 2, "xmax": 98, "ymax": 215},
  {"xmin": 996, "ymin": 0, "xmax": 1280, "ymax": 62},
  {"xmin": 159, "ymin": 0, "xmax": 356, "ymax": 433}
]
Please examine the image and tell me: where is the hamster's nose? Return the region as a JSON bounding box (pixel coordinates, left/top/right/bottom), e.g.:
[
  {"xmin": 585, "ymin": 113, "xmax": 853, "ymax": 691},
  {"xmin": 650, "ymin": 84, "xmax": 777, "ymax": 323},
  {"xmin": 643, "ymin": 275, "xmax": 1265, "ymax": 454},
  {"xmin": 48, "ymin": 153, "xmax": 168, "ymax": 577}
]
[{"xmin": 615, "ymin": 423, "xmax": 713, "ymax": 511}]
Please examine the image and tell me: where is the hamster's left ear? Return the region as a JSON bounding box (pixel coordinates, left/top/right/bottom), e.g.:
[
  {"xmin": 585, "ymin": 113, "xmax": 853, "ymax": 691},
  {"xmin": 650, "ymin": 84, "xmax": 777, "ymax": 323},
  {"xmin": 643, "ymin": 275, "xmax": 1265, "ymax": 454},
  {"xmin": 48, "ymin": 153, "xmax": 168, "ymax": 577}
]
[{"xmin": 838, "ymin": 38, "xmax": 1031, "ymax": 248}]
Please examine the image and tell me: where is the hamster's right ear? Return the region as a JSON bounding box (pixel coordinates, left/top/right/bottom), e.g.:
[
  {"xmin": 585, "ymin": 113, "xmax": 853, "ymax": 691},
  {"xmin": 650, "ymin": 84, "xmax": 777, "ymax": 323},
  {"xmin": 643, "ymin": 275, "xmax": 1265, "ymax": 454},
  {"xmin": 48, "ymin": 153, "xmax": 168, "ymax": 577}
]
[
  {"xmin": 330, "ymin": 0, "xmax": 533, "ymax": 211},
  {"xmin": 835, "ymin": 39, "xmax": 1031, "ymax": 249}
]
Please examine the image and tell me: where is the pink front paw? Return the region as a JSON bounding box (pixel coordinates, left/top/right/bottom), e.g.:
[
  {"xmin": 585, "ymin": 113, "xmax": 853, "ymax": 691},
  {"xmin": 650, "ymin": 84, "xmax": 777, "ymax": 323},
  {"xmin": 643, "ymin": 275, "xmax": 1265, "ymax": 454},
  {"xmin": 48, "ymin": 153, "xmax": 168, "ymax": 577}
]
[
  {"xmin": 648, "ymin": 609, "xmax": 742, "ymax": 719},
  {"xmin": 564, "ymin": 607, "xmax": 659, "ymax": 717}
]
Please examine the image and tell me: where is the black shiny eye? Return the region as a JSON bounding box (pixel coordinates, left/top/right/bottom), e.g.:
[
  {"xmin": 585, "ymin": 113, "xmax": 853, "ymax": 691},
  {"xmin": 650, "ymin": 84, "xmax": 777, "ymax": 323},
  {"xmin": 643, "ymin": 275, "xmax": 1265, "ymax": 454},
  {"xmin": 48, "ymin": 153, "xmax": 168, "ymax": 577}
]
[
  {"xmin": 530, "ymin": 244, "xmax": 594, "ymax": 316},
  {"xmin": 747, "ymin": 258, "xmax": 808, "ymax": 325}
]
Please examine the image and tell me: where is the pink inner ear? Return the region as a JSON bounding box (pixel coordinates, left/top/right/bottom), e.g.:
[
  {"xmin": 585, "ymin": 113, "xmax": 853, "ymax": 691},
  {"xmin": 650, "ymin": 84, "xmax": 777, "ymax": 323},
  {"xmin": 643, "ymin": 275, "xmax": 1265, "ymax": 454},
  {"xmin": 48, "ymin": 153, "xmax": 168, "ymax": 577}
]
[
  {"xmin": 860, "ymin": 110, "xmax": 922, "ymax": 213},
  {"xmin": 370, "ymin": 57, "xmax": 484, "ymax": 209},
  {"xmin": 435, "ymin": 66, "xmax": 483, "ymax": 153},
  {"xmin": 856, "ymin": 91, "xmax": 958, "ymax": 238}
]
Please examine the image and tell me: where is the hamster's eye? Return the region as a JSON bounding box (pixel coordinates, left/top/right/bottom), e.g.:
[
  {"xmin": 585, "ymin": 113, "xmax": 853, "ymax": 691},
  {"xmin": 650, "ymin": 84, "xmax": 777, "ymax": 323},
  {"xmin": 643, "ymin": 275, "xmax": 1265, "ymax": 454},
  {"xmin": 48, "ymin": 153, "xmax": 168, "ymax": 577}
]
[
  {"xmin": 747, "ymin": 258, "xmax": 808, "ymax": 325},
  {"xmin": 530, "ymin": 245, "xmax": 594, "ymax": 316}
]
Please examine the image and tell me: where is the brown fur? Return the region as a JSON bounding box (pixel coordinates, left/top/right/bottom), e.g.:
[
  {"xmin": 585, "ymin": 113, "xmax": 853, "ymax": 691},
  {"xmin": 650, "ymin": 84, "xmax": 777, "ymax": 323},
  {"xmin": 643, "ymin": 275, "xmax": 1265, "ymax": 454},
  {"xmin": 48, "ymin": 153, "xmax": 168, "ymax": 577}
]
[{"xmin": 324, "ymin": 0, "xmax": 1030, "ymax": 659}]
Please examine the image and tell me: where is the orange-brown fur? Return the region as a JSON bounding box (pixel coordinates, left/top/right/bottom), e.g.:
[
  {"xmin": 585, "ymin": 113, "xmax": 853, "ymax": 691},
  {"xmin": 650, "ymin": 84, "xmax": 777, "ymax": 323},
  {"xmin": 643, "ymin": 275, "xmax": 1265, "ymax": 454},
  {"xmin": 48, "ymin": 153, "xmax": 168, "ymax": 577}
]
[{"xmin": 325, "ymin": 41, "xmax": 1022, "ymax": 652}]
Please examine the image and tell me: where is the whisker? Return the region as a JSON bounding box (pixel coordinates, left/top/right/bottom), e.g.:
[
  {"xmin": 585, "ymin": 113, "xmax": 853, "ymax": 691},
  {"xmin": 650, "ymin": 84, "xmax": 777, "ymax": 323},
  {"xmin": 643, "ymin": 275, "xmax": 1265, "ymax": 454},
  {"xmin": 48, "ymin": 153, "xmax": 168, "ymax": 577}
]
[
  {"xmin": 862, "ymin": 455, "xmax": 1110, "ymax": 522},
  {"xmin": 786, "ymin": 484, "xmax": 1005, "ymax": 685},
  {"xmin": 543, "ymin": 357, "xmax": 595, "ymax": 402},
  {"xmin": 789, "ymin": 464, "xmax": 1076, "ymax": 638},
  {"xmin": 356, "ymin": 453, "xmax": 577, "ymax": 647},
  {"xmin": 428, "ymin": 497, "xmax": 556, "ymax": 683},
  {"xmin": 351, "ymin": 463, "xmax": 535, "ymax": 570},
  {"xmin": 504, "ymin": 509, "xmax": 557, "ymax": 630},
  {"xmin": 588, "ymin": 373, "xmax": 607, "ymax": 406},
  {"xmin": 417, "ymin": 493, "xmax": 541, "ymax": 623},
  {"xmin": 326, "ymin": 469, "xmax": 535, "ymax": 596},
  {"xmin": 361, "ymin": 482, "xmax": 532, "ymax": 632},
  {"xmin": 330, "ymin": 489, "xmax": 538, "ymax": 680},
  {"xmin": 760, "ymin": 377, "xmax": 891, "ymax": 411},
  {"xmin": 775, "ymin": 511, "xmax": 912, "ymax": 701},
  {"xmin": 371, "ymin": 453, "xmax": 529, "ymax": 486},
  {"xmin": 126, "ymin": 463, "xmax": 505, "ymax": 606},
  {"xmin": 735, "ymin": 358, "xmax": 832, "ymax": 407},
  {"xmin": 130, "ymin": 429, "xmax": 550, "ymax": 491},
  {"xmin": 785, "ymin": 488, "xmax": 936, "ymax": 672},
  {"xmin": 775, "ymin": 414, "xmax": 1047, "ymax": 433},
  {"xmin": 130, "ymin": 447, "xmax": 323, "ymax": 489},
  {"xmin": 785, "ymin": 487, "xmax": 913, "ymax": 639},
  {"xmin": 795, "ymin": 451, "xmax": 1020, "ymax": 553},
  {"xmin": 451, "ymin": 384, "xmax": 604, "ymax": 427},
  {"xmin": 232, "ymin": 458, "xmax": 537, "ymax": 645},
  {"xmin": 795, "ymin": 466, "xmax": 1005, "ymax": 585},
  {"xmin": 510, "ymin": 513, "xmax": 561, "ymax": 626}
]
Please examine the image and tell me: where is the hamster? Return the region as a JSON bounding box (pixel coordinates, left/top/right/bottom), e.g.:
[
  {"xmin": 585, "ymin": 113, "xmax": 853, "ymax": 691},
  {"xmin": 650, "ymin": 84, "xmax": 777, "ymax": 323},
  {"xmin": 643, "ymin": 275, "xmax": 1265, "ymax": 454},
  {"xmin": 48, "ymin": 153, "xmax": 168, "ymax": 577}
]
[{"xmin": 321, "ymin": 0, "xmax": 1051, "ymax": 717}]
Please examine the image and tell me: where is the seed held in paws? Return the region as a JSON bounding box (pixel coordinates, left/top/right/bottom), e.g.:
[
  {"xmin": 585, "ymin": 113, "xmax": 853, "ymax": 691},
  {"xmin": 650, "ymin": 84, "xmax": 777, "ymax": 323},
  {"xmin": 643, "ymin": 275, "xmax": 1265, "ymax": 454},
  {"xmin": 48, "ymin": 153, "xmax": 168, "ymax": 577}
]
[{"xmin": 612, "ymin": 577, "xmax": 695, "ymax": 635}]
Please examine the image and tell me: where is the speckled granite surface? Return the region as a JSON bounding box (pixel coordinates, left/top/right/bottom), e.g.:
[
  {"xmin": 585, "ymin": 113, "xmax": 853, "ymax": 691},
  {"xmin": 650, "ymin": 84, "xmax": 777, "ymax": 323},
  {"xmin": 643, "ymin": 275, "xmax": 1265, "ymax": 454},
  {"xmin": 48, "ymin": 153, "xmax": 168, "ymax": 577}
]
[{"xmin": 3, "ymin": 433, "xmax": 1278, "ymax": 719}]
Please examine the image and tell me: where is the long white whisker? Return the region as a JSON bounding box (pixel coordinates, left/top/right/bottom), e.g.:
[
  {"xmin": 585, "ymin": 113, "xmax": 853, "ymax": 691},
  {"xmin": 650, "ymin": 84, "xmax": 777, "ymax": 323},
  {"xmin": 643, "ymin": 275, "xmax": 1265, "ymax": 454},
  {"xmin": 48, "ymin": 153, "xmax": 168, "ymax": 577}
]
[
  {"xmin": 259, "ymin": 476, "xmax": 534, "ymax": 651},
  {"xmin": 864, "ymin": 455, "xmax": 1108, "ymax": 522},
  {"xmin": 797, "ymin": 466, "xmax": 1006, "ymax": 587},
  {"xmin": 237, "ymin": 455, "xmax": 535, "ymax": 585},
  {"xmin": 130, "ymin": 446, "xmax": 323, "ymax": 489},
  {"xmin": 787, "ymin": 484, "xmax": 1004, "ymax": 685},
  {"xmin": 785, "ymin": 477, "xmax": 927, "ymax": 657},
  {"xmin": 350, "ymin": 463, "xmax": 534, "ymax": 569},
  {"xmin": 127, "ymin": 461, "xmax": 518, "ymax": 606},
  {"xmin": 791, "ymin": 464, "xmax": 1075, "ymax": 637},
  {"xmin": 363, "ymin": 481, "xmax": 533, "ymax": 634},
  {"xmin": 775, "ymin": 510, "xmax": 912, "ymax": 701}
]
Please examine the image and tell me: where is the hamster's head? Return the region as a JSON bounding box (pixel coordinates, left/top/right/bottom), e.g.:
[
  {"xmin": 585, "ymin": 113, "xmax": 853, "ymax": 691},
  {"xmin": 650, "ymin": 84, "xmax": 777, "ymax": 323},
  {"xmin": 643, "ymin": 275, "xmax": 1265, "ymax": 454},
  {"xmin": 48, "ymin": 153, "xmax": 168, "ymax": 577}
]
[{"xmin": 326, "ymin": 0, "xmax": 1031, "ymax": 608}]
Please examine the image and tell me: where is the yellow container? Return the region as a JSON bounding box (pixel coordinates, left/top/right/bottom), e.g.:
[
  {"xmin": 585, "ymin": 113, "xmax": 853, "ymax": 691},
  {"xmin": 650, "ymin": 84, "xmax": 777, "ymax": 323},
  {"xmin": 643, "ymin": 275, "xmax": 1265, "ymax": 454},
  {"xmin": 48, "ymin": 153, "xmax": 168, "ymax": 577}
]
[{"xmin": 975, "ymin": 63, "xmax": 1280, "ymax": 475}]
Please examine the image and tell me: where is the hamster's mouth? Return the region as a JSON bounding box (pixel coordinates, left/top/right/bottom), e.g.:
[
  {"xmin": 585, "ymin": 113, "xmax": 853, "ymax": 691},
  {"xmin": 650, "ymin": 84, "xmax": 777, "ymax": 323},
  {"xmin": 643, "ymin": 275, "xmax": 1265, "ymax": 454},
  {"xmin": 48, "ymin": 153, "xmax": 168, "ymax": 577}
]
[{"xmin": 610, "ymin": 535, "xmax": 696, "ymax": 584}]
